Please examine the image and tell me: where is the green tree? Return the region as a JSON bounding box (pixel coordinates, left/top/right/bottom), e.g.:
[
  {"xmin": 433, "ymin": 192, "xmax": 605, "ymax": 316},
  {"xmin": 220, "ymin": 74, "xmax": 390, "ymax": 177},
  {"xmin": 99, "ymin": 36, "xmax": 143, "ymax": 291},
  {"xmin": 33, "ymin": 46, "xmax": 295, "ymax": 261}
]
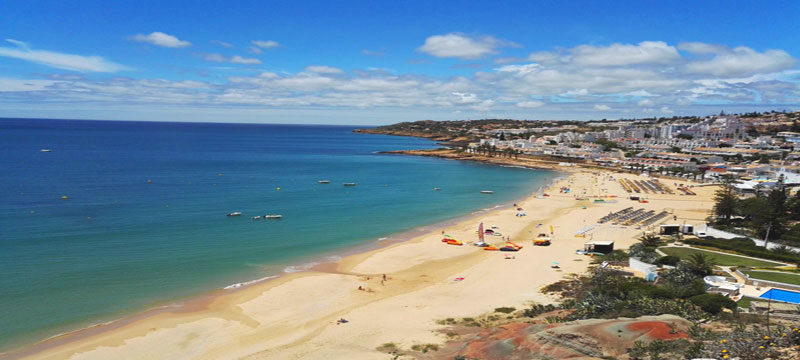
[
  {"xmin": 639, "ymin": 233, "xmax": 663, "ymax": 248},
  {"xmin": 713, "ymin": 176, "xmax": 738, "ymax": 224},
  {"xmin": 758, "ymin": 175, "xmax": 788, "ymax": 241},
  {"xmin": 684, "ymin": 253, "xmax": 716, "ymax": 277}
]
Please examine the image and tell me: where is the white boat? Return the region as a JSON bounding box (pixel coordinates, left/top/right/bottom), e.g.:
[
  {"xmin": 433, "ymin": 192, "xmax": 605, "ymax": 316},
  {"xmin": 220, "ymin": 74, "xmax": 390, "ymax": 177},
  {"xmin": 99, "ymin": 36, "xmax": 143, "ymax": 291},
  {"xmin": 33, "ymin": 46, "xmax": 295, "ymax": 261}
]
[
  {"xmin": 434, "ymin": 187, "xmax": 441, "ymax": 191},
  {"xmin": 480, "ymin": 190, "xmax": 493, "ymax": 194},
  {"xmin": 227, "ymin": 212, "xmax": 242, "ymax": 217},
  {"xmin": 264, "ymin": 214, "xmax": 283, "ymax": 219},
  {"xmin": 318, "ymin": 180, "xmax": 331, "ymax": 184},
  {"xmin": 40, "ymin": 149, "xmax": 52, "ymax": 152},
  {"xmin": 252, "ymin": 216, "xmax": 262, "ymax": 220},
  {"xmin": 343, "ymin": 182, "xmax": 357, "ymax": 186}
]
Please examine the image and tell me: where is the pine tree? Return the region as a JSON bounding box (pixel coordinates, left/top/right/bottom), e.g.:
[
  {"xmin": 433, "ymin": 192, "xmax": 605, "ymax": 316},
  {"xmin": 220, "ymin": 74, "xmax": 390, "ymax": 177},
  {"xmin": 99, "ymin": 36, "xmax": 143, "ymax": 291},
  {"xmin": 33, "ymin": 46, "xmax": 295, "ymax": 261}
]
[{"xmin": 713, "ymin": 176, "xmax": 737, "ymax": 224}]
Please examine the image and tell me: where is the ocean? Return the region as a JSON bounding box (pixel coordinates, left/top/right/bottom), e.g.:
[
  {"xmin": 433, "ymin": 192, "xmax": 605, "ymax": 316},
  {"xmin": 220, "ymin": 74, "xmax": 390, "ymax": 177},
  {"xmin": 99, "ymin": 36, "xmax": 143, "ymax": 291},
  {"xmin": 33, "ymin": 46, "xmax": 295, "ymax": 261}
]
[{"xmin": 0, "ymin": 118, "xmax": 558, "ymax": 351}]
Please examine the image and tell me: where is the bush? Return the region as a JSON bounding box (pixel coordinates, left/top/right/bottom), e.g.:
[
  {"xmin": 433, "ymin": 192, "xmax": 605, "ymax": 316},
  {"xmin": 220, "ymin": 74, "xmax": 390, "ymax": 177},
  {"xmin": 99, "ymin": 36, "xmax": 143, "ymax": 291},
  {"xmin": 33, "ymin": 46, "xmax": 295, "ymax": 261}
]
[
  {"xmin": 656, "ymin": 255, "xmax": 681, "ymax": 266},
  {"xmin": 522, "ymin": 303, "xmax": 557, "ymax": 317},
  {"xmin": 601, "ymin": 249, "xmax": 629, "ymax": 263},
  {"xmin": 410, "ymin": 343, "xmax": 439, "ymax": 353},
  {"xmin": 494, "ymin": 307, "xmax": 516, "ymax": 314},
  {"xmin": 628, "ymin": 243, "xmax": 660, "ymax": 264},
  {"xmin": 689, "ymin": 293, "xmax": 736, "ymax": 314}
]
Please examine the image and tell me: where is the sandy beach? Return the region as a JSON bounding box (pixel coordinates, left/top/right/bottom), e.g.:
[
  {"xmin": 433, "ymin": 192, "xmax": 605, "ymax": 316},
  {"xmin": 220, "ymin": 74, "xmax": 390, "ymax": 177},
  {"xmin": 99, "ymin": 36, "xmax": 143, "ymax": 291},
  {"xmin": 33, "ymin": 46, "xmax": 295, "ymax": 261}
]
[{"xmin": 4, "ymin": 169, "xmax": 717, "ymax": 360}]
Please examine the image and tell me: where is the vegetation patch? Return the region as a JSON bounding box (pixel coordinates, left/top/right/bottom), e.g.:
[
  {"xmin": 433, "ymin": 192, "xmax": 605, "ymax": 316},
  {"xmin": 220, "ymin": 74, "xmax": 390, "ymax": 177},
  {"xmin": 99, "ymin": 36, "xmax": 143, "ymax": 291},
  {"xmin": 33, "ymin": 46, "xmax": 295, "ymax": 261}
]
[
  {"xmin": 493, "ymin": 306, "xmax": 516, "ymax": 314},
  {"xmin": 659, "ymin": 247, "xmax": 783, "ymax": 267},
  {"xmin": 409, "ymin": 343, "xmax": 439, "ymax": 353},
  {"xmin": 741, "ymin": 270, "xmax": 800, "ymax": 285},
  {"xmin": 682, "ymin": 237, "xmax": 799, "ymax": 265}
]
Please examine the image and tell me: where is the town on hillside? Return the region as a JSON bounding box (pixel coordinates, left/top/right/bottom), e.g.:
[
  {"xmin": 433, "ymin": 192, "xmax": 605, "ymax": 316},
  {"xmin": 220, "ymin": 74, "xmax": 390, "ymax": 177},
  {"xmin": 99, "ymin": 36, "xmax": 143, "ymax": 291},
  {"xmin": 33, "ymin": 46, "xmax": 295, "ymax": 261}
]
[{"xmin": 364, "ymin": 111, "xmax": 800, "ymax": 188}]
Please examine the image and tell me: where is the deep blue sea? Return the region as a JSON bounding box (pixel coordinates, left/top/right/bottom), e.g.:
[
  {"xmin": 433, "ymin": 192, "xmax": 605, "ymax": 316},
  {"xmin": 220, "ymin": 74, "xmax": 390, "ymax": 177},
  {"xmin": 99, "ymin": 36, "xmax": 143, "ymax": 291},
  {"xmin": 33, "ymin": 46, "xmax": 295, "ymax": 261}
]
[{"xmin": 0, "ymin": 119, "xmax": 557, "ymax": 351}]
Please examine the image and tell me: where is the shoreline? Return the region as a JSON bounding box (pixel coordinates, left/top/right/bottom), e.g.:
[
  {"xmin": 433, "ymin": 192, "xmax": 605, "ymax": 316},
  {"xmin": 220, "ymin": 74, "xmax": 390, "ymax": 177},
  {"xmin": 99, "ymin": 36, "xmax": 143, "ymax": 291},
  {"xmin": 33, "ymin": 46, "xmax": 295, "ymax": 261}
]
[
  {"xmin": 0, "ymin": 167, "xmax": 564, "ymax": 359},
  {"xmin": 3, "ymin": 163, "xmax": 716, "ymax": 359}
]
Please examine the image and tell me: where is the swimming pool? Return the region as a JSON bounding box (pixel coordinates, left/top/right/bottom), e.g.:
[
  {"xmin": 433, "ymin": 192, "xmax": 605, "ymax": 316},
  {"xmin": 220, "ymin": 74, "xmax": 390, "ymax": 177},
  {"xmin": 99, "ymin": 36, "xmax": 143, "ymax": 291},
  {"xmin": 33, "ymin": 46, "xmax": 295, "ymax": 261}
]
[{"xmin": 760, "ymin": 288, "xmax": 800, "ymax": 304}]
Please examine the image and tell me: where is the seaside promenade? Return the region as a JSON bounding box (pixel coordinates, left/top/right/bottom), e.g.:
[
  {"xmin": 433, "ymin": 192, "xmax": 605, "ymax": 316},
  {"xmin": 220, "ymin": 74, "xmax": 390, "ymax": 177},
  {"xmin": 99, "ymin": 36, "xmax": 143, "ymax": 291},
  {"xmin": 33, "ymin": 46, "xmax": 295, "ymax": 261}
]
[{"xmin": 5, "ymin": 169, "xmax": 717, "ymax": 360}]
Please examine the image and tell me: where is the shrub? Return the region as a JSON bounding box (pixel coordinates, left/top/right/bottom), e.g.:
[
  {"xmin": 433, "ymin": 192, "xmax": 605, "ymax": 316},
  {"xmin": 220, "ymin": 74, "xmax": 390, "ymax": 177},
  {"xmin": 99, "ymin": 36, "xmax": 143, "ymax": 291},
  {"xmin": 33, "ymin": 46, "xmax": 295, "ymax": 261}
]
[
  {"xmin": 522, "ymin": 303, "xmax": 557, "ymax": 317},
  {"xmin": 656, "ymin": 255, "xmax": 681, "ymax": 266},
  {"xmin": 494, "ymin": 307, "xmax": 516, "ymax": 314},
  {"xmin": 689, "ymin": 293, "xmax": 736, "ymax": 314},
  {"xmin": 597, "ymin": 250, "xmax": 629, "ymax": 264},
  {"xmin": 410, "ymin": 343, "xmax": 439, "ymax": 353}
]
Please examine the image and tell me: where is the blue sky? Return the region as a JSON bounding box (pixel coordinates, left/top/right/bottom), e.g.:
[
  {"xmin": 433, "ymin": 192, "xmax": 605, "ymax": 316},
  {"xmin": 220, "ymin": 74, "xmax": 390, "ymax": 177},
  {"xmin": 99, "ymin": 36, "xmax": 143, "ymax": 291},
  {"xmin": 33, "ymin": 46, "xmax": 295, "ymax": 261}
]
[{"xmin": 1, "ymin": 0, "xmax": 798, "ymax": 124}]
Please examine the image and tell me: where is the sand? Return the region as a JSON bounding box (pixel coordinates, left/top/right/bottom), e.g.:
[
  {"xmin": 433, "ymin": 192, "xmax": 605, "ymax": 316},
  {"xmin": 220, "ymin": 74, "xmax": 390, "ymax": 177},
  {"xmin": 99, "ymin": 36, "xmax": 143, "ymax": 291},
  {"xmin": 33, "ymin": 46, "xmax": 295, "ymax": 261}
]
[{"xmin": 4, "ymin": 170, "xmax": 717, "ymax": 360}]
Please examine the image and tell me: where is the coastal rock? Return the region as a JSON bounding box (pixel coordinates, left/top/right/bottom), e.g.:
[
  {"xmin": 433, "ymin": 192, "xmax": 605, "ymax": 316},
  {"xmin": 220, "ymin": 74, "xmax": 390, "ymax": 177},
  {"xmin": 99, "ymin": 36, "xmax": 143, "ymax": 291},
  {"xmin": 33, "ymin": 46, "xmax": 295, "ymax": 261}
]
[{"xmin": 426, "ymin": 314, "xmax": 690, "ymax": 359}]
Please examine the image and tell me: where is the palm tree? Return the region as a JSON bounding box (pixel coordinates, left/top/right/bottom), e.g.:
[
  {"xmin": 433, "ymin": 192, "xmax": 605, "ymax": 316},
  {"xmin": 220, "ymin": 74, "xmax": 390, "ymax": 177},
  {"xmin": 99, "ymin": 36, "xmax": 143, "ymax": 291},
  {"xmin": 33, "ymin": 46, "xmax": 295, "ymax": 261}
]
[
  {"xmin": 639, "ymin": 233, "xmax": 662, "ymax": 248},
  {"xmin": 684, "ymin": 253, "xmax": 716, "ymax": 277}
]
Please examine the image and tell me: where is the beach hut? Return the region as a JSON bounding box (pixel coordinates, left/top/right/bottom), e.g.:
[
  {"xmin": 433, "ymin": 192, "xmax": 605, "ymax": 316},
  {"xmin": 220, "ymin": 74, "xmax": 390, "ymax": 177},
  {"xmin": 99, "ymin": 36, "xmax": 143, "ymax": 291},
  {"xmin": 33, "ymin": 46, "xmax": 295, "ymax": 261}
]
[{"xmin": 583, "ymin": 240, "xmax": 614, "ymax": 254}]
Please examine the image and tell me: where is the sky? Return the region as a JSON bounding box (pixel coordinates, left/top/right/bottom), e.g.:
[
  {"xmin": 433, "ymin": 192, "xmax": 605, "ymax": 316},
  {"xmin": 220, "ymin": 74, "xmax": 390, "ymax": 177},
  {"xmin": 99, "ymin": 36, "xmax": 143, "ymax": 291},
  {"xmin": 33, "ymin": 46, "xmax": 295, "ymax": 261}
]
[{"xmin": 1, "ymin": 0, "xmax": 799, "ymax": 125}]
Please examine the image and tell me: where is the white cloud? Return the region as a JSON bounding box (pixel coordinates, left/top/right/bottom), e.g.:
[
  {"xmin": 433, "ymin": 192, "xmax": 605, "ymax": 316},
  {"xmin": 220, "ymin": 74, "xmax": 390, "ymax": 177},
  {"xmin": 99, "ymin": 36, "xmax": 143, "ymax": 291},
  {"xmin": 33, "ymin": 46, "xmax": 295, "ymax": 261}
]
[
  {"xmin": 304, "ymin": 65, "xmax": 343, "ymax": 74},
  {"xmin": 230, "ymin": 55, "xmax": 262, "ymax": 65},
  {"xmin": 0, "ymin": 39, "xmax": 129, "ymax": 72},
  {"xmin": 627, "ymin": 90, "xmax": 654, "ymax": 97},
  {"xmin": 252, "ymin": 40, "xmax": 279, "ymax": 49},
  {"xmin": 211, "ymin": 40, "xmax": 233, "ymax": 48},
  {"xmin": 516, "ymin": 100, "xmax": 544, "ymax": 108},
  {"xmin": 677, "ymin": 42, "xmax": 726, "ymax": 55},
  {"xmin": 0, "ymin": 77, "xmax": 57, "ymax": 91},
  {"xmin": 249, "ymin": 46, "xmax": 262, "ymax": 54},
  {"xmin": 417, "ymin": 33, "xmax": 511, "ymax": 59},
  {"xmin": 131, "ymin": 32, "xmax": 191, "ymax": 48},
  {"xmin": 571, "ymin": 41, "xmax": 680, "ymax": 66},
  {"xmin": 2, "ymin": 38, "xmax": 797, "ymax": 121},
  {"xmin": 199, "ymin": 53, "xmax": 261, "ymax": 65},
  {"xmin": 201, "ymin": 53, "xmax": 227, "ymax": 62},
  {"xmin": 494, "ymin": 63, "xmax": 542, "ymax": 76},
  {"xmin": 562, "ymin": 89, "xmax": 589, "ymax": 96},
  {"xmin": 685, "ymin": 46, "xmax": 796, "ymax": 77},
  {"xmin": 527, "ymin": 51, "xmax": 561, "ymax": 65}
]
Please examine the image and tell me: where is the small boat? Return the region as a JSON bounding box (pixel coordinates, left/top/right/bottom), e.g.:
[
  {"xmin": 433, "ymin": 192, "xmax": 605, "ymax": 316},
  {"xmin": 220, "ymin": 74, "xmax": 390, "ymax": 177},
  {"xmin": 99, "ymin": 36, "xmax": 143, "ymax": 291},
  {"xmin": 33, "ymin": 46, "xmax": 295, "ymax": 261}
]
[
  {"xmin": 40, "ymin": 149, "xmax": 52, "ymax": 152},
  {"xmin": 227, "ymin": 212, "xmax": 242, "ymax": 217},
  {"xmin": 434, "ymin": 187, "xmax": 441, "ymax": 191},
  {"xmin": 480, "ymin": 190, "xmax": 493, "ymax": 194},
  {"xmin": 483, "ymin": 246, "xmax": 499, "ymax": 251},
  {"xmin": 264, "ymin": 214, "xmax": 282, "ymax": 219},
  {"xmin": 343, "ymin": 182, "xmax": 357, "ymax": 186},
  {"xmin": 318, "ymin": 180, "xmax": 331, "ymax": 184},
  {"xmin": 252, "ymin": 216, "xmax": 262, "ymax": 220}
]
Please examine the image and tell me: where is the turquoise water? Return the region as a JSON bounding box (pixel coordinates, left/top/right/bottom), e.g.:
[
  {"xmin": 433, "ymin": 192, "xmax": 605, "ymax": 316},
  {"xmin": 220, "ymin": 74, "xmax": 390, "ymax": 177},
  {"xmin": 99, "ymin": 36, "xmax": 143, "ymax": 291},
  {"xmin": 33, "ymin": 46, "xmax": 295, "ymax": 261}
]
[
  {"xmin": 0, "ymin": 119, "xmax": 558, "ymax": 351},
  {"xmin": 760, "ymin": 288, "xmax": 800, "ymax": 304}
]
